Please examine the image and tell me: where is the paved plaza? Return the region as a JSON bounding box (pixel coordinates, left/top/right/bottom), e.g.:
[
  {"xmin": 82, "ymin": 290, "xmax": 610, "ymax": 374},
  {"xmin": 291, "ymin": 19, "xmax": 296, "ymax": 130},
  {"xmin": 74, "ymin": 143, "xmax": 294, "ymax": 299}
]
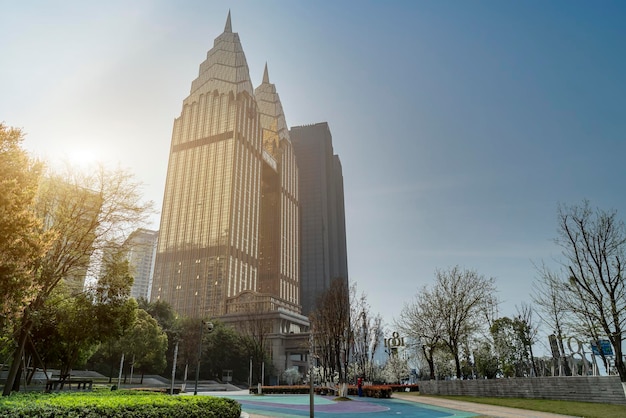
[
  {"xmin": 232, "ymin": 392, "xmax": 474, "ymax": 417},
  {"xmin": 204, "ymin": 390, "xmax": 576, "ymax": 418}
]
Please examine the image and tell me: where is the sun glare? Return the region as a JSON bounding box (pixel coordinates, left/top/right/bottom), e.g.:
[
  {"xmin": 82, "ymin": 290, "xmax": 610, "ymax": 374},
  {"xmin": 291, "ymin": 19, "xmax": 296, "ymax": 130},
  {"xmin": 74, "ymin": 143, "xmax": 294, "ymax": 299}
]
[{"xmin": 66, "ymin": 148, "xmax": 99, "ymax": 168}]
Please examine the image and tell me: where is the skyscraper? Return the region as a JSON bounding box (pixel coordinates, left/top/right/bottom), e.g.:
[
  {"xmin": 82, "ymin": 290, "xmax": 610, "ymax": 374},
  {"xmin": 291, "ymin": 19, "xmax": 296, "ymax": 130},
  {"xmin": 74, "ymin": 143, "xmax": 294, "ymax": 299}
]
[
  {"xmin": 125, "ymin": 228, "xmax": 158, "ymax": 301},
  {"xmin": 291, "ymin": 123, "xmax": 348, "ymax": 316},
  {"xmin": 151, "ymin": 13, "xmax": 301, "ymax": 321}
]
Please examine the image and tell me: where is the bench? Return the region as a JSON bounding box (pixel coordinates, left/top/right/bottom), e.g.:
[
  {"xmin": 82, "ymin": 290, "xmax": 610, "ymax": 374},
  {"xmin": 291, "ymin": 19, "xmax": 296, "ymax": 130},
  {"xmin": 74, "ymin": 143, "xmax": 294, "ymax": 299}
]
[{"xmin": 45, "ymin": 378, "xmax": 93, "ymax": 392}]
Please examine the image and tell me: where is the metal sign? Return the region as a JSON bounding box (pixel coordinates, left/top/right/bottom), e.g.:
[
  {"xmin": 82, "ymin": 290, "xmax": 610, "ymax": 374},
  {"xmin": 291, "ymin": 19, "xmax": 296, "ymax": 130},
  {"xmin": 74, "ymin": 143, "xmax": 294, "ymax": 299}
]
[
  {"xmin": 548, "ymin": 334, "xmax": 561, "ymax": 359},
  {"xmin": 384, "ymin": 332, "xmax": 405, "ymax": 350},
  {"xmin": 590, "ymin": 340, "xmax": 614, "ymax": 356}
]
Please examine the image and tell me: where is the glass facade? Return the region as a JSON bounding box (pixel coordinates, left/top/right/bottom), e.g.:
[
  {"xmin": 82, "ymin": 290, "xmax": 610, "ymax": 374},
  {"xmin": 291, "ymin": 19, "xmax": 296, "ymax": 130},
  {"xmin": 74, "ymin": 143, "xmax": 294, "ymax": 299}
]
[
  {"xmin": 125, "ymin": 228, "xmax": 158, "ymax": 301},
  {"xmin": 291, "ymin": 122, "xmax": 348, "ymax": 316}
]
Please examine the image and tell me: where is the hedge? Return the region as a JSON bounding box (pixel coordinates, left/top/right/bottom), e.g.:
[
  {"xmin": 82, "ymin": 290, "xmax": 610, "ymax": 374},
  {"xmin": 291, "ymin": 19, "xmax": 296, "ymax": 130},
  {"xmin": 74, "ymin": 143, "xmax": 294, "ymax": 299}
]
[
  {"xmin": 0, "ymin": 390, "xmax": 241, "ymax": 418},
  {"xmin": 388, "ymin": 384, "xmax": 419, "ymax": 392}
]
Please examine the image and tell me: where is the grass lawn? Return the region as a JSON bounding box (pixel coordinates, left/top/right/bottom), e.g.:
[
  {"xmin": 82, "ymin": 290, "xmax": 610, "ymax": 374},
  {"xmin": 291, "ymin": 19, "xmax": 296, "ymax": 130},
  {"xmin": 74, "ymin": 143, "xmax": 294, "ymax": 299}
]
[{"xmin": 407, "ymin": 393, "xmax": 626, "ymax": 418}]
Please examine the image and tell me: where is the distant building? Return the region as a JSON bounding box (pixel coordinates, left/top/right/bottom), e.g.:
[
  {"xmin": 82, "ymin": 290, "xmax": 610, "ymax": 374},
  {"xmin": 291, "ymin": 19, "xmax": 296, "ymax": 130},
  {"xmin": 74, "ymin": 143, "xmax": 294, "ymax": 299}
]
[
  {"xmin": 125, "ymin": 228, "xmax": 158, "ymax": 301},
  {"xmin": 291, "ymin": 123, "xmax": 349, "ymax": 315}
]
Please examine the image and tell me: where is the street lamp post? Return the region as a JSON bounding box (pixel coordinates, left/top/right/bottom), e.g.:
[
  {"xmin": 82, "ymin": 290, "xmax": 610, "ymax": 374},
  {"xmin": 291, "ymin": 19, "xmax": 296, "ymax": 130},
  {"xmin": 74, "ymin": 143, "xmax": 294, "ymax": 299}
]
[
  {"xmin": 170, "ymin": 341, "xmax": 179, "ymax": 395},
  {"xmin": 194, "ymin": 321, "xmax": 214, "ymax": 395},
  {"xmin": 309, "ymin": 327, "xmax": 315, "ymax": 418},
  {"xmin": 249, "ymin": 357, "xmax": 253, "ymax": 388}
]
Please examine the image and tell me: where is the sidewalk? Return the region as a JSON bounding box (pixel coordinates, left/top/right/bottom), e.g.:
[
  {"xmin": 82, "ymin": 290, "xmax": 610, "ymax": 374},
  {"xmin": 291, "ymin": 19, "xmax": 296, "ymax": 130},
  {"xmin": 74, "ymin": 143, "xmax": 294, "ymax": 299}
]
[{"xmin": 392, "ymin": 393, "xmax": 577, "ymax": 418}]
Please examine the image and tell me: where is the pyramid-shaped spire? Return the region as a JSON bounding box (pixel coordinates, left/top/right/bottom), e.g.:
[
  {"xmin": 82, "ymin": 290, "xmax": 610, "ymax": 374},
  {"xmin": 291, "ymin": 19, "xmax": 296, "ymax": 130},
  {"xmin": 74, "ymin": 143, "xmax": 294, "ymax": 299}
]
[
  {"xmin": 263, "ymin": 62, "xmax": 270, "ymax": 84},
  {"xmin": 256, "ymin": 63, "xmax": 290, "ymax": 151},
  {"xmin": 187, "ymin": 9, "xmax": 254, "ymax": 99},
  {"xmin": 224, "ymin": 10, "xmax": 232, "ymax": 33}
]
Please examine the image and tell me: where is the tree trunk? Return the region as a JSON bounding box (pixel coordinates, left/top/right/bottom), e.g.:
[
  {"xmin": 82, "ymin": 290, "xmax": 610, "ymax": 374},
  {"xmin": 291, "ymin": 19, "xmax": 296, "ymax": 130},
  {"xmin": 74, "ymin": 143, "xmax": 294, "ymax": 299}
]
[
  {"xmin": 454, "ymin": 353, "xmax": 462, "ymax": 379},
  {"xmin": 610, "ymin": 335, "xmax": 626, "ymax": 382},
  {"xmin": 611, "ymin": 338, "xmax": 626, "ymax": 397},
  {"xmin": 422, "ymin": 346, "xmax": 435, "ymax": 380},
  {"xmin": 449, "ymin": 342, "xmax": 462, "ymax": 379},
  {"xmin": 528, "ymin": 344, "xmax": 538, "ymax": 377},
  {"xmin": 2, "ymin": 317, "xmax": 33, "ymax": 396}
]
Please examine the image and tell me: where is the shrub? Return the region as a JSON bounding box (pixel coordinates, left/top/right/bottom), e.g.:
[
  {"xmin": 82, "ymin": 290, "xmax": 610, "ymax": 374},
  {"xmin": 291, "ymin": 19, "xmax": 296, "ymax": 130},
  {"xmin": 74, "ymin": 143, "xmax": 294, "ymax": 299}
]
[
  {"xmin": 249, "ymin": 385, "xmax": 311, "ymax": 394},
  {"xmin": 346, "ymin": 385, "xmax": 393, "ymax": 398},
  {"xmin": 363, "ymin": 385, "xmax": 393, "ymax": 398},
  {"xmin": 0, "ymin": 390, "xmax": 241, "ymax": 417}
]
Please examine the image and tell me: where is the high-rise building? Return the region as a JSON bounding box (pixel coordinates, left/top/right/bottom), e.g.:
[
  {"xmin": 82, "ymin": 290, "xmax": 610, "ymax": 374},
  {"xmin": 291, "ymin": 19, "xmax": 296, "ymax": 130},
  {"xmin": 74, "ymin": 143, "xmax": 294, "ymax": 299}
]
[
  {"xmin": 125, "ymin": 228, "xmax": 158, "ymax": 301},
  {"xmin": 152, "ymin": 12, "xmax": 301, "ymax": 323},
  {"xmin": 291, "ymin": 123, "xmax": 348, "ymax": 316}
]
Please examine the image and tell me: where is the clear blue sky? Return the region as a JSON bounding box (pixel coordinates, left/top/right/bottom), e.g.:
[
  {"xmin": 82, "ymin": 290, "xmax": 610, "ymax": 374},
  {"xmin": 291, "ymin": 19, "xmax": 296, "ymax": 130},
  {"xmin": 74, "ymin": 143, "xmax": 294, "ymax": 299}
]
[{"xmin": 2, "ymin": 1, "xmax": 625, "ymax": 349}]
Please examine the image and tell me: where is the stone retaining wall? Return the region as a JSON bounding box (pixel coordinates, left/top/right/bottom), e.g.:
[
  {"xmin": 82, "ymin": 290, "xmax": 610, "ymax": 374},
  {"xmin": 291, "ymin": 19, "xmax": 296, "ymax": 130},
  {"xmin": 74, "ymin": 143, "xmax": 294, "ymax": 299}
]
[{"xmin": 418, "ymin": 376, "xmax": 626, "ymax": 405}]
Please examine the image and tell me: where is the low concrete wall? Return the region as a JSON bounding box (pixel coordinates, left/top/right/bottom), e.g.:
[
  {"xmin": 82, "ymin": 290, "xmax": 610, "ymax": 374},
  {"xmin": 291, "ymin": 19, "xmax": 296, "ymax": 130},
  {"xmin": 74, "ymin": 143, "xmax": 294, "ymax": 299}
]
[{"xmin": 419, "ymin": 376, "xmax": 626, "ymax": 405}]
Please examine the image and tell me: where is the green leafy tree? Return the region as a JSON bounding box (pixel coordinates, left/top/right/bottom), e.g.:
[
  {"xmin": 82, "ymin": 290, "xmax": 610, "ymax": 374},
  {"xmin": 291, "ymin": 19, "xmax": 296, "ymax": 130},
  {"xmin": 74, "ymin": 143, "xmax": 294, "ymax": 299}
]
[
  {"xmin": 490, "ymin": 310, "xmax": 538, "ymax": 378},
  {"xmin": 138, "ymin": 298, "xmax": 177, "ymax": 333},
  {"xmin": 175, "ymin": 317, "xmax": 205, "ymax": 380},
  {"xmin": 491, "ymin": 317, "xmax": 524, "ymax": 377},
  {"xmin": 119, "ymin": 309, "xmax": 168, "ymax": 383},
  {"xmin": 3, "ymin": 163, "xmax": 152, "ymax": 395},
  {"xmin": 91, "ymin": 250, "xmax": 138, "ymax": 341},
  {"xmin": 0, "ymin": 124, "xmax": 48, "ymax": 332},
  {"xmin": 202, "ymin": 321, "xmax": 248, "ymax": 381},
  {"xmin": 29, "ymin": 252, "xmax": 137, "ymax": 378},
  {"xmin": 31, "ymin": 291, "xmax": 98, "ymax": 377},
  {"xmin": 473, "ymin": 340, "xmax": 499, "ymax": 379},
  {"xmin": 138, "ymin": 298, "xmax": 179, "ymax": 374}
]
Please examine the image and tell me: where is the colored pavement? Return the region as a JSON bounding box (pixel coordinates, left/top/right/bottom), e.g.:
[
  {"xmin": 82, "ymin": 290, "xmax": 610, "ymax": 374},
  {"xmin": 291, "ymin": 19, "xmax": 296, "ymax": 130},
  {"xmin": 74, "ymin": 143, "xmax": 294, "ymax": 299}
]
[
  {"xmin": 197, "ymin": 390, "xmax": 577, "ymax": 418},
  {"xmin": 210, "ymin": 391, "xmax": 476, "ymax": 417}
]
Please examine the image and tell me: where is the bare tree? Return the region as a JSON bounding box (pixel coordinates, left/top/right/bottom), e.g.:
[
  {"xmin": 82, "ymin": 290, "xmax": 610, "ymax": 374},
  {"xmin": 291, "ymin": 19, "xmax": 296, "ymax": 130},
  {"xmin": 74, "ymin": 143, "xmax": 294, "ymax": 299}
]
[
  {"xmin": 226, "ymin": 292, "xmax": 274, "ymax": 384},
  {"xmin": 242, "ymin": 318, "xmax": 273, "ymax": 383},
  {"xmin": 310, "ymin": 278, "xmax": 350, "ymax": 389},
  {"xmin": 532, "ymin": 263, "xmax": 573, "ymax": 373},
  {"xmin": 396, "ymin": 285, "xmax": 444, "ymax": 380},
  {"xmin": 554, "ymin": 201, "xmax": 626, "ymax": 387},
  {"xmin": 351, "ymin": 286, "xmax": 383, "ymax": 383},
  {"xmin": 516, "ymin": 303, "xmax": 539, "ymax": 377},
  {"xmin": 433, "ymin": 266, "xmax": 498, "ymax": 379}
]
